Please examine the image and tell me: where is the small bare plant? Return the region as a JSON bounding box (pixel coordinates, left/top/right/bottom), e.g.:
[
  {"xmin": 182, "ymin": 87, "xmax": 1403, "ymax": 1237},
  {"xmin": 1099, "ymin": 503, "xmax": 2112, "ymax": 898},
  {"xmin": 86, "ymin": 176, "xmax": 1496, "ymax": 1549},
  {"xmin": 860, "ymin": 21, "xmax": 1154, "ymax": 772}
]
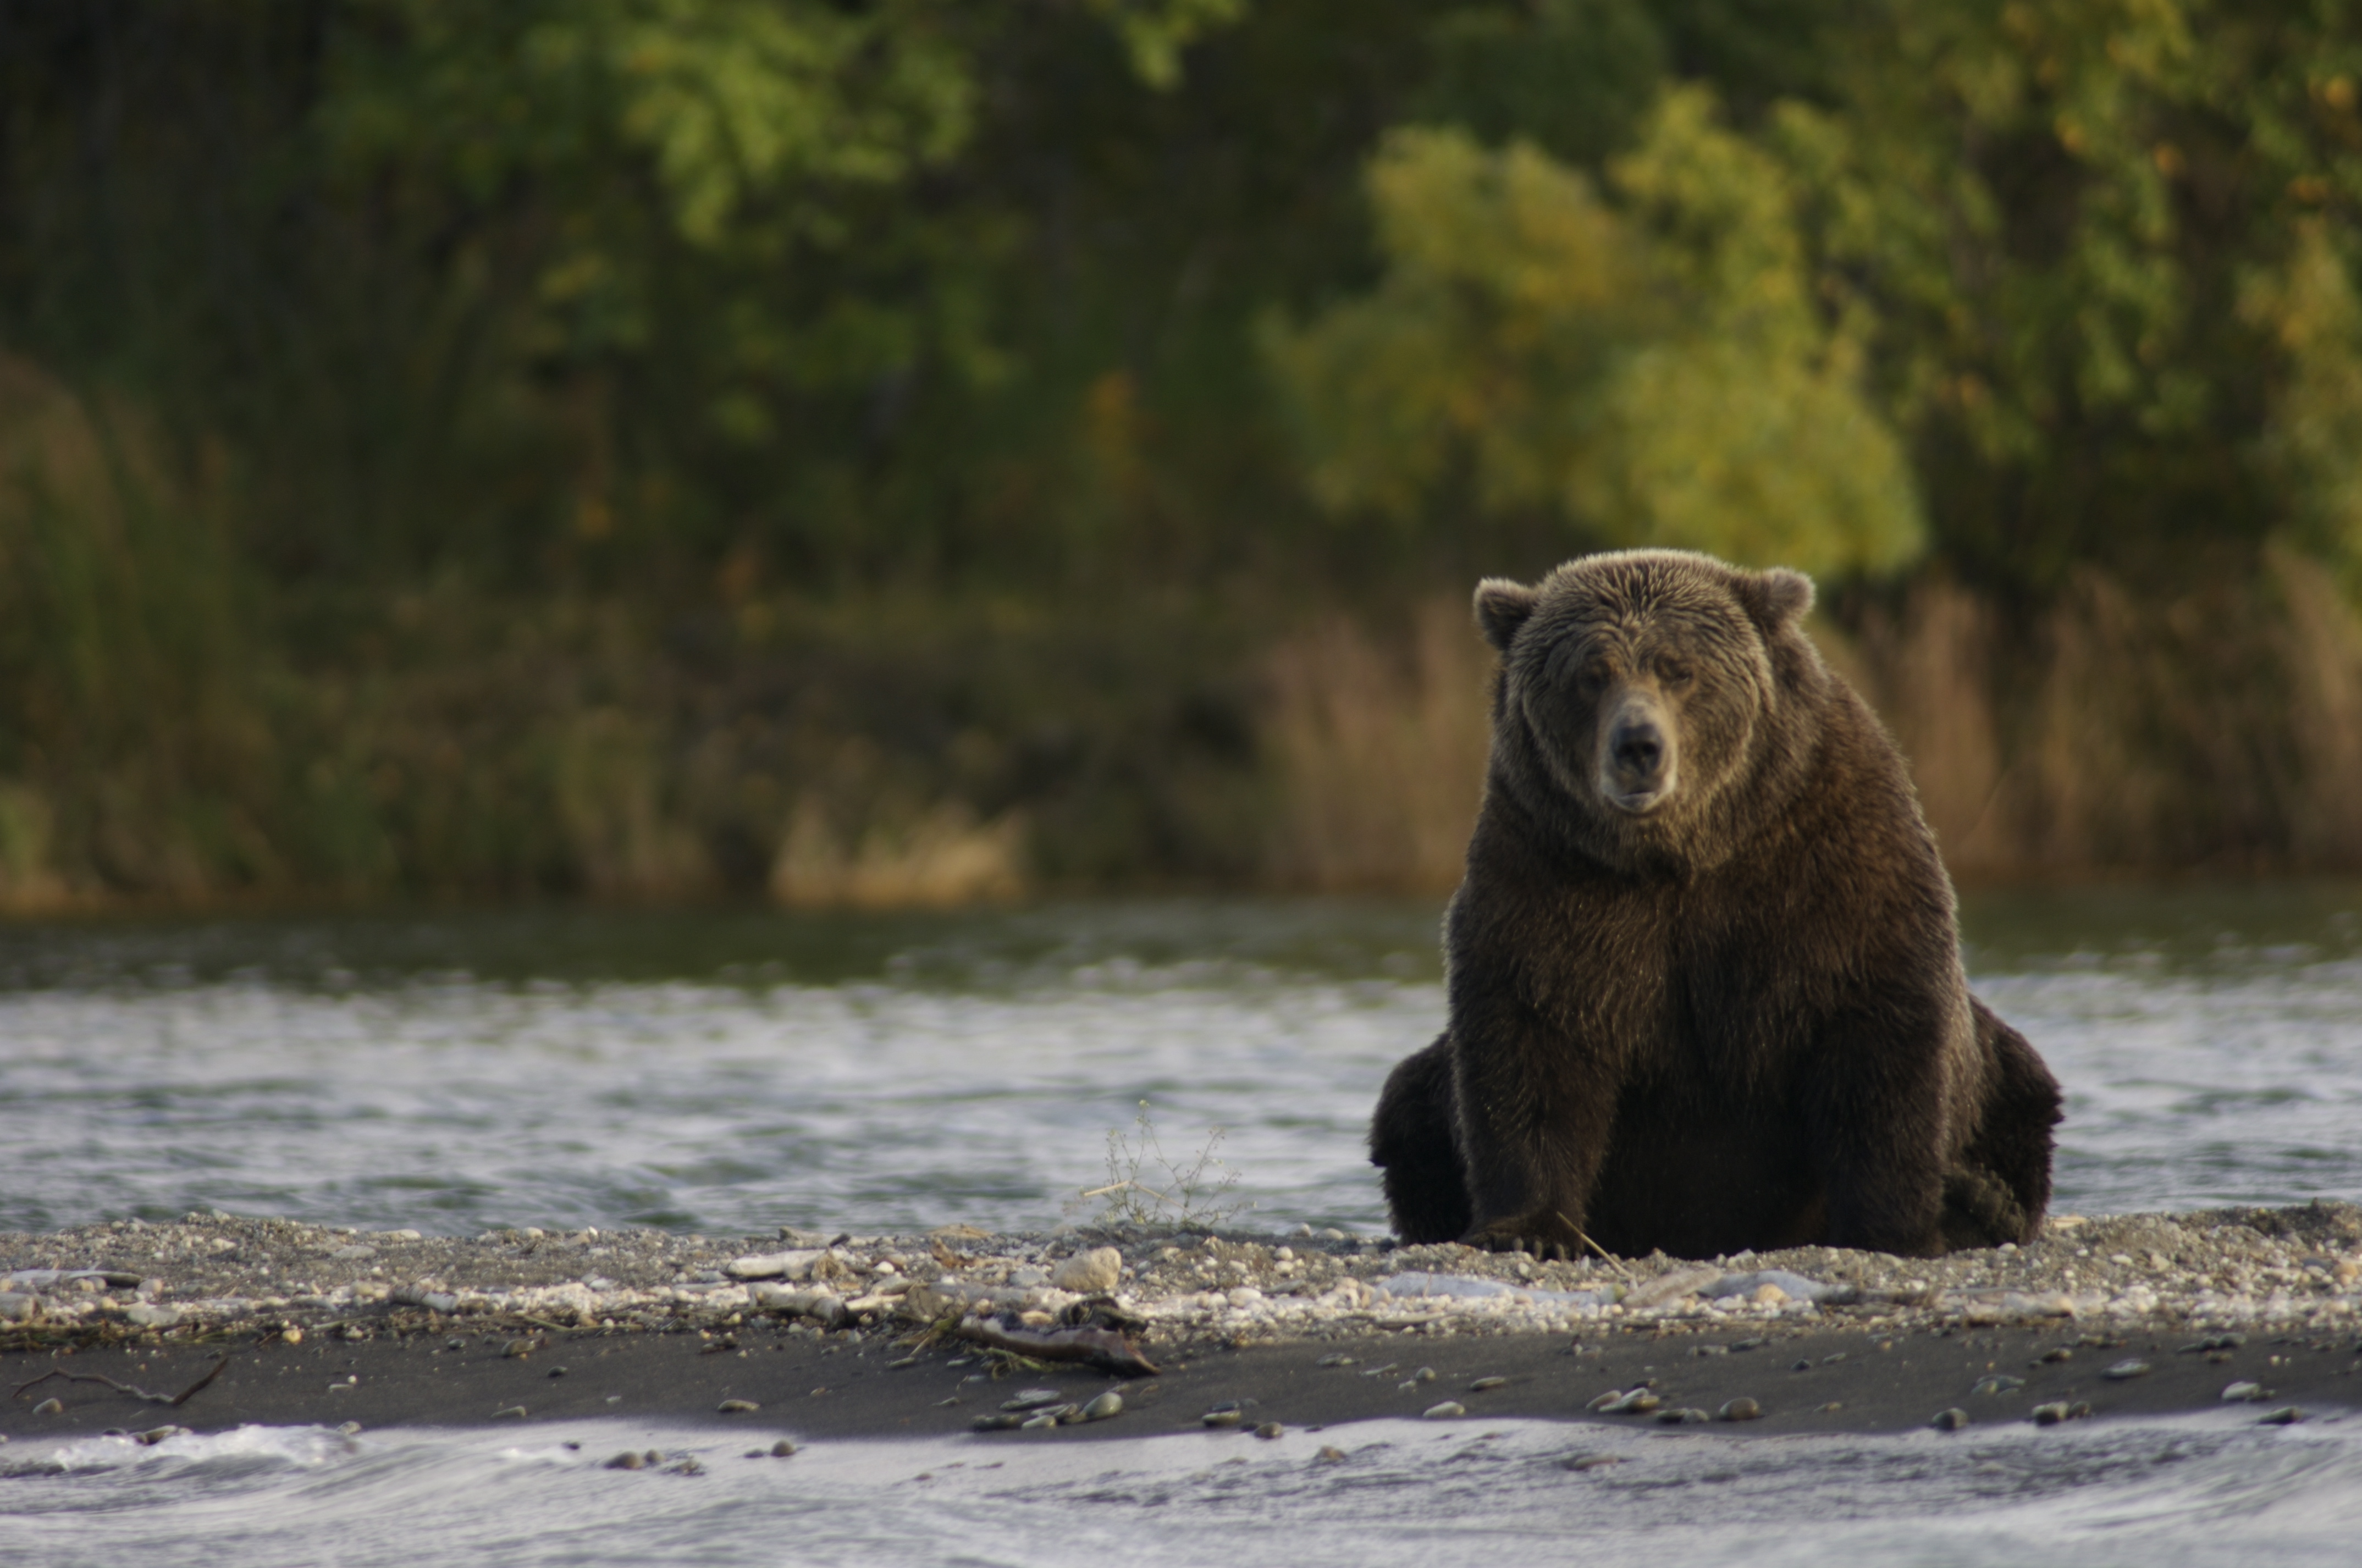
[{"xmin": 1073, "ymin": 1100, "xmax": 1246, "ymax": 1233}]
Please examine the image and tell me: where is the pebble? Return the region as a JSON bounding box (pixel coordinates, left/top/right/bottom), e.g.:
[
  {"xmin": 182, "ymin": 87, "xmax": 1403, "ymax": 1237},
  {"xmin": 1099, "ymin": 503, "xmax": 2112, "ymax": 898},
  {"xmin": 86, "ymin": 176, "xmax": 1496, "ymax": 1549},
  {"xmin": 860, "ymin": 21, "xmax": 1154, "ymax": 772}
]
[
  {"xmin": 33, "ymin": 1398, "xmax": 63, "ymax": 1415},
  {"xmin": 1930, "ymin": 1408, "xmax": 1970, "ymax": 1431},
  {"xmin": 1081, "ymin": 1392, "xmax": 1123, "ymax": 1421},
  {"xmin": 1020, "ymin": 1410, "xmax": 1067, "ymax": 1430},
  {"xmin": 973, "ymin": 1412, "xmax": 1028, "ymax": 1431},
  {"xmin": 1316, "ymin": 1353, "xmax": 1356, "ymax": 1367},
  {"xmin": 717, "ymin": 1399, "xmax": 760, "ymax": 1414},
  {"xmin": 1050, "ymin": 1248, "xmax": 1123, "ymax": 1294},
  {"xmin": 1971, "ymin": 1374, "xmax": 2026, "ymax": 1395},
  {"xmin": 1410, "ymin": 1366, "xmax": 1436, "ymax": 1383},
  {"xmin": 1203, "ymin": 1408, "xmax": 1245, "ymax": 1428},
  {"xmin": 493, "ymin": 1406, "xmax": 528, "ymax": 1419},
  {"xmin": 605, "ymin": 1451, "xmax": 645, "ymax": 1470},
  {"xmin": 2031, "ymin": 1402, "xmax": 2091, "ymax": 1425},
  {"xmin": 1001, "ymin": 1388, "xmax": 1067, "ymax": 1411},
  {"xmin": 1717, "ymin": 1398, "xmax": 1762, "ymax": 1422},
  {"xmin": 1605, "ymin": 1389, "xmax": 1660, "ymax": 1415},
  {"xmin": 2221, "ymin": 1382, "xmax": 2269, "ymax": 1403},
  {"xmin": 1254, "ymin": 1422, "xmax": 1284, "ymax": 1439},
  {"xmin": 1422, "ymin": 1401, "xmax": 1467, "ymax": 1420},
  {"xmin": 132, "ymin": 1426, "xmax": 187, "ymax": 1445},
  {"xmin": 1468, "ymin": 1376, "xmax": 1508, "ymax": 1392},
  {"xmin": 2041, "ymin": 1346, "xmax": 2073, "ymax": 1362},
  {"xmin": 2259, "ymin": 1407, "xmax": 2306, "ymax": 1426},
  {"xmin": 1657, "ymin": 1407, "xmax": 1710, "ymax": 1425},
  {"xmin": 1316, "ymin": 1444, "xmax": 1348, "ymax": 1464},
  {"xmin": 771, "ymin": 1439, "xmax": 797, "ymax": 1456},
  {"xmin": 2102, "ymin": 1360, "xmax": 2153, "ymax": 1381},
  {"xmin": 887, "ymin": 1356, "xmax": 919, "ymax": 1370}
]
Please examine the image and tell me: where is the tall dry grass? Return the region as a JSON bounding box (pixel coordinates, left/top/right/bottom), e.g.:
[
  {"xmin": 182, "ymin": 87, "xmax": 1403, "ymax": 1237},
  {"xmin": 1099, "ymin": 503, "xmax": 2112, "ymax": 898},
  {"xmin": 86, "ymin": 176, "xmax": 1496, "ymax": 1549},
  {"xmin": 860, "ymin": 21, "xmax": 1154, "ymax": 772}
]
[
  {"xmin": 1264, "ymin": 559, "xmax": 2362, "ymax": 891},
  {"xmin": 1264, "ymin": 598, "xmax": 1494, "ymax": 892}
]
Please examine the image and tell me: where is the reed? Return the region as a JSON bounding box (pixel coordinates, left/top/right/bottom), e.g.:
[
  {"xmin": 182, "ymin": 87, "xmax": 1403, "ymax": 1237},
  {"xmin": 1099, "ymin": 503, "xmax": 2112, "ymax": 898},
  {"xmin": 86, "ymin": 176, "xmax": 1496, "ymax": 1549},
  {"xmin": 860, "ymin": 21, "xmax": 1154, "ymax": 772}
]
[
  {"xmin": 1263, "ymin": 563, "xmax": 2362, "ymax": 891},
  {"xmin": 1263, "ymin": 597, "xmax": 1493, "ymax": 892}
]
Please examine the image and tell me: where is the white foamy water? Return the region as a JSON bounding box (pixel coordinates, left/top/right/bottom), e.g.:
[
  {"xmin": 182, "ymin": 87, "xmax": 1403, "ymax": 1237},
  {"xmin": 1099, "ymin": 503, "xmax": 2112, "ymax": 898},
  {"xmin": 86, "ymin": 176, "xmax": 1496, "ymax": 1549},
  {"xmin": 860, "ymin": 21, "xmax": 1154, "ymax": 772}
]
[{"xmin": 4, "ymin": 1411, "xmax": 2360, "ymax": 1567}]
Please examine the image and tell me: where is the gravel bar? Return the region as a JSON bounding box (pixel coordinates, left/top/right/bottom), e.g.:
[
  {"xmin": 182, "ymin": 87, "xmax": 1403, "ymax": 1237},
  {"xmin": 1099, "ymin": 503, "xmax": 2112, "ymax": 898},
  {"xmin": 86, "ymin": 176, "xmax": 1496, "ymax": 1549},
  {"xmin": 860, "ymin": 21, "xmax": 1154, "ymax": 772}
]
[{"xmin": 4, "ymin": 1202, "xmax": 2357, "ymax": 1441}]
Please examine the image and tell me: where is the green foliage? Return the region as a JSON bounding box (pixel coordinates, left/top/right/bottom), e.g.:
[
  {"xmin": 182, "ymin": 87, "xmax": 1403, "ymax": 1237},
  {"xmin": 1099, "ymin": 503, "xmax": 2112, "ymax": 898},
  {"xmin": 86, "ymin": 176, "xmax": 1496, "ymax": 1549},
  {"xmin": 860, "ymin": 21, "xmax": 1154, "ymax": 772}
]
[
  {"xmin": 1267, "ymin": 91, "xmax": 1925, "ymax": 578},
  {"xmin": 1416, "ymin": 0, "xmax": 1668, "ymax": 165},
  {"xmin": 12, "ymin": 0, "xmax": 2362, "ymax": 898}
]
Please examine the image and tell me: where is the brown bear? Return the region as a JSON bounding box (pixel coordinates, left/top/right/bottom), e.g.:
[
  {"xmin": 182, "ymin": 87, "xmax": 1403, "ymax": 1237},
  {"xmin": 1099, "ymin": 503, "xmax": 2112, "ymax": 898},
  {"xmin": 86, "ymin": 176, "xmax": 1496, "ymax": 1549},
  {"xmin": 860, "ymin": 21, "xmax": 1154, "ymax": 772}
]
[{"xmin": 1369, "ymin": 549, "xmax": 2060, "ymax": 1260}]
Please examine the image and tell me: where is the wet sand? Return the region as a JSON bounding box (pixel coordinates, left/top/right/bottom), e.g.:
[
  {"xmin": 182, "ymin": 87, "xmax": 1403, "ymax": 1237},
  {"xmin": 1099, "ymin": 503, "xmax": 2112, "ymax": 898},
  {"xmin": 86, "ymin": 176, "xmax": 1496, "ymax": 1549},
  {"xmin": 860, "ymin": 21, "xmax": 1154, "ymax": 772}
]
[{"xmin": 5, "ymin": 1318, "xmax": 2358, "ymax": 1446}]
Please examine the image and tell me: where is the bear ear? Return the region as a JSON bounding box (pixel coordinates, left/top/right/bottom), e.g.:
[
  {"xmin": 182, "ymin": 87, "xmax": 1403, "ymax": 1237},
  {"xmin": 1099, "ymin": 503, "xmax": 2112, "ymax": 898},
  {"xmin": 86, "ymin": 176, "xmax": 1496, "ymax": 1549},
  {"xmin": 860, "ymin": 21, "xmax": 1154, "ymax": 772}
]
[
  {"xmin": 1737, "ymin": 567, "xmax": 1814, "ymax": 632},
  {"xmin": 1473, "ymin": 578, "xmax": 1539, "ymax": 652}
]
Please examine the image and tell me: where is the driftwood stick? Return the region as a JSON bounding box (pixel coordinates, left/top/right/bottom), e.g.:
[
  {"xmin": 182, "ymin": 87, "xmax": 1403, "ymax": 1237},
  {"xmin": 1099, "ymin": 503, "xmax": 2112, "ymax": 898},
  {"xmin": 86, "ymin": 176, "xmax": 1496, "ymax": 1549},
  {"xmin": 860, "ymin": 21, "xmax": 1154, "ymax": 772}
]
[
  {"xmin": 1557, "ymin": 1213, "xmax": 1636, "ymax": 1280},
  {"xmin": 12, "ymin": 1352, "xmax": 227, "ymax": 1407}
]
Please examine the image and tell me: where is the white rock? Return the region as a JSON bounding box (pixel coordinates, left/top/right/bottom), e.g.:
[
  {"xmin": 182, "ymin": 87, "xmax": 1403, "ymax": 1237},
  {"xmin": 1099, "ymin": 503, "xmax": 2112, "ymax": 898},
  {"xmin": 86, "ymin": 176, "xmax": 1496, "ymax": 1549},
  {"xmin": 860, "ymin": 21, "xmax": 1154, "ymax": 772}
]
[
  {"xmin": 1051, "ymin": 1248, "xmax": 1123, "ymax": 1293},
  {"xmin": 726, "ymin": 1250, "xmax": 823, "ymax": 1281}
]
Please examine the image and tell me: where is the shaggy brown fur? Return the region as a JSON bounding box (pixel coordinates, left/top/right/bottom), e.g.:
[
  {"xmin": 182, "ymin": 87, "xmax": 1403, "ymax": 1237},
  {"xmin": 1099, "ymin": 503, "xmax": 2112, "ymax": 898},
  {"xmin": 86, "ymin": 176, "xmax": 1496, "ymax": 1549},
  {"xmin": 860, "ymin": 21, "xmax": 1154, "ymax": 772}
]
[{"xmin": 1370, "ymin": 550, "xmax": 2060, "ymax": 1260}]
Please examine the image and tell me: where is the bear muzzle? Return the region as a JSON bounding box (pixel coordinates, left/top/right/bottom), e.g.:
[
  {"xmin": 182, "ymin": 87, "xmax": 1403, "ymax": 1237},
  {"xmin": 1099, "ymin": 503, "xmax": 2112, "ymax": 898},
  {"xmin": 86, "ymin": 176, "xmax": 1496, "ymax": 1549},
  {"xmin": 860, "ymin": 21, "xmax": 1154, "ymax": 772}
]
[{"xmin": 1599, "ymin": 700, "xmax": 1677, "ymax": 813}]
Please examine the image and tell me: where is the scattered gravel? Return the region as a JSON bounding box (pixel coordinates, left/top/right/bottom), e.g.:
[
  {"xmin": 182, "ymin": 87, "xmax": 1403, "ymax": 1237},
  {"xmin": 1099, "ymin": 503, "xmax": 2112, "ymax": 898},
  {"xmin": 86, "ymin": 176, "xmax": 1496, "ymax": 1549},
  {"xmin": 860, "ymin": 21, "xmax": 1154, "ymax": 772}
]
[{"xmin": 2, "ymin": 1201, "xmax": 2357, "ymax": 1355}]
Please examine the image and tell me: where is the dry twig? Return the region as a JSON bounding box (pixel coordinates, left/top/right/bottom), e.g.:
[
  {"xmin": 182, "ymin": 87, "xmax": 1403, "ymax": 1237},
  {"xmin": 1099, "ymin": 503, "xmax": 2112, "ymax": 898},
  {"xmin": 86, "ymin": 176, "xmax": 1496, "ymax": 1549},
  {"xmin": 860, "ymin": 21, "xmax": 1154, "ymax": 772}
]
[{"xmin": 12, "ymin": 1352, "xmax": 228, "ymax": 1407}]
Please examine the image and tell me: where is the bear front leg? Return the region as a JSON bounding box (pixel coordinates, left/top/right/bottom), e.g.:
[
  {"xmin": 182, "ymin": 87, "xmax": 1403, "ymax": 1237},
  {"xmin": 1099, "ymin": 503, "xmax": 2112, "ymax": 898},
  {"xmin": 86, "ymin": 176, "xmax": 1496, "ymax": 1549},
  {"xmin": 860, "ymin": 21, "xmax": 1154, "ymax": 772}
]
[{"xmin": 1449, "ymin": 1000, "xmax": 1619, "ymax": 1262}]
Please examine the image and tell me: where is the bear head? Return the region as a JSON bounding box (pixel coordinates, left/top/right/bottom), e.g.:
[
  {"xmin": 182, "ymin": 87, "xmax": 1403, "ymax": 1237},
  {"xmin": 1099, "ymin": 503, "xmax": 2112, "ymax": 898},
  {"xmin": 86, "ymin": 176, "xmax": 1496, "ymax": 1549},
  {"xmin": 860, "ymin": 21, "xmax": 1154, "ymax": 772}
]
[{"xmin": 1473, "ymin": 549, "xmax": 1825, "ymax": 870}]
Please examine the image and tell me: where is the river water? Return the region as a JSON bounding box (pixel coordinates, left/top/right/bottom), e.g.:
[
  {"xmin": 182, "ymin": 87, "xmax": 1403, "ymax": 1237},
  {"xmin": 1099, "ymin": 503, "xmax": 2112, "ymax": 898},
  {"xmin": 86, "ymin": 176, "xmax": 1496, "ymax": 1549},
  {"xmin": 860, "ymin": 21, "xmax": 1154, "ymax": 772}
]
[{"xmin": 3, "ymin": 885, "xmax": 2360, "ymax": 1564}]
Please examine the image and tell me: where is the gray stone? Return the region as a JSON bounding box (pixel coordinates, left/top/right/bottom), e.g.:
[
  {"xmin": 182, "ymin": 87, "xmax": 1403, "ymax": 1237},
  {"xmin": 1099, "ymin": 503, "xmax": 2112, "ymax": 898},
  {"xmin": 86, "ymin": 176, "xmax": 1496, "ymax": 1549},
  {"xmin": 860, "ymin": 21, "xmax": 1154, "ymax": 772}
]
[
  {"xmin": 1930, "ymin": 1407, "xmax": 1970, "ymax": 1431},
  {"xmin": 2102, "ymin": 1359, "xmax": 2153, "ymax": 1381},
  {"xmin": 1254, "ymin": 1421, "xmax": 1285, "ymax": 1439},
  {"xmin": 1081, "ymin": 1392, "xmax": 1123, "ymax": 1421},
  {"xmin": 33, "ymin": 1398, "xmax": 63, "ymax": 1416},
  {"xmin": 1000, "ymin": 1388, "xmax": 1067, "ymax": 1411},
  {"xmin": 1468, "ymin": 1376, "xmax": 1508, "ymax": 1392},
  {"xmin": 1717, "ymin": 1398, "xmax": 1763, "ymax": 1422},
  {"xmin": 1051, "ymin": 1248, "xmax": 1123, "ymax": 1293},
  {"xmin": 1422, "ymin": 1401, "xmax": 1467, "ymax": 1420}
]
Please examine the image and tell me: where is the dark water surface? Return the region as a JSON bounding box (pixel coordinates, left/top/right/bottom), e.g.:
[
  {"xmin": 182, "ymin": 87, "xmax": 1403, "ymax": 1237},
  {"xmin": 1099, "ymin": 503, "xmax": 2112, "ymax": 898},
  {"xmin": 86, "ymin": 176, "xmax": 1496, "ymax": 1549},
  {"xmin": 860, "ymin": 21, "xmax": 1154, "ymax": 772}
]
[{"xmin": 2, "ymin": 886, "xmax": 2360, "ymax": 1236}]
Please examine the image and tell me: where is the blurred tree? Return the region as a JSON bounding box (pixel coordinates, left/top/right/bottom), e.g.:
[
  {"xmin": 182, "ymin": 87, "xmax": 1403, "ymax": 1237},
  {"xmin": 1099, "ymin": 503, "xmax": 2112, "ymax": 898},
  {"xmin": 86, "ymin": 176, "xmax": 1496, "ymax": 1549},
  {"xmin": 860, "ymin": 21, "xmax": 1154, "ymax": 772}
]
[{"xmin": 1265, "ymin": 90, "xmax": 1924, "ymax": 578}]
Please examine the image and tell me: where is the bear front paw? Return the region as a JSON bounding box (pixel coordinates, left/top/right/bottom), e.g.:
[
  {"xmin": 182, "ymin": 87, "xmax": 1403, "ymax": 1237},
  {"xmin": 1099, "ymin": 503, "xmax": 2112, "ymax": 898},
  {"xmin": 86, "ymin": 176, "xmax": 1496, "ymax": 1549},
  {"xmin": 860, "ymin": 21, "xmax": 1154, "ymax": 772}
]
[{"xmin": 1465, "ymin": 1215, "xmax": 1587, "ymax": 1263}]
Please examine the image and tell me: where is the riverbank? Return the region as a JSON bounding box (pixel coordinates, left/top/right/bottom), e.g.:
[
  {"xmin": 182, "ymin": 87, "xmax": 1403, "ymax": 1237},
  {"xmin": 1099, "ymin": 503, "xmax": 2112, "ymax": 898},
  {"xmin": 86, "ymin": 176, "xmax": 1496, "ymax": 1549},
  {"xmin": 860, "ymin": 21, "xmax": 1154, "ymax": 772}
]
[{"xmin": 4, "ymin": 1203, "xmax": 2358, "ymax": 1443}]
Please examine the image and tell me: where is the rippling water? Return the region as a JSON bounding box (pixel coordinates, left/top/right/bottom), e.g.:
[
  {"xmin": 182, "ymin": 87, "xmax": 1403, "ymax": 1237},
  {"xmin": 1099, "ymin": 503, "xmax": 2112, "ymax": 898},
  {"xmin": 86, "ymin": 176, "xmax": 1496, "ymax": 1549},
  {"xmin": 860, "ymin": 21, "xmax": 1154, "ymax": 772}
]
[
  {"xmin": 2, "ymin": 887, "xmax": 2360, "ymax": 1236},
  {"xmin": 4, "ymin": 887, "xmax": 2361, "ymax": 1564},
  {"xmin": 5, "ymin": 1412, "xmax": 2361, "ymax": 1567}
]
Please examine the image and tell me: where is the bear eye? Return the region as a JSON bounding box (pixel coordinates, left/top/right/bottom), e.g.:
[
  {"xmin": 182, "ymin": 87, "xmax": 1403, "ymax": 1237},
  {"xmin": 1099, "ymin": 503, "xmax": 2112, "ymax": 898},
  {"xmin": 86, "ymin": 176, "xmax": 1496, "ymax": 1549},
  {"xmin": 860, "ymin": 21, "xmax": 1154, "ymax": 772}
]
[{"xmin": 1658, "ymin": 660, "xmax": 1693, "ymax": 687}]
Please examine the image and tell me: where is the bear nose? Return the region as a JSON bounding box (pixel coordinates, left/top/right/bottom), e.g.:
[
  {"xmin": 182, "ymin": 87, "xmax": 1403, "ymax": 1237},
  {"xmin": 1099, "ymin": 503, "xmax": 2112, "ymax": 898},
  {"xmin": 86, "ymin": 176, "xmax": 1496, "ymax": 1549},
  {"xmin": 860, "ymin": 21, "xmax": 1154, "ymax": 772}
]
[{"xmin": 1611, "ymin": 721, "xmax": 1664, "ymax": 779}]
